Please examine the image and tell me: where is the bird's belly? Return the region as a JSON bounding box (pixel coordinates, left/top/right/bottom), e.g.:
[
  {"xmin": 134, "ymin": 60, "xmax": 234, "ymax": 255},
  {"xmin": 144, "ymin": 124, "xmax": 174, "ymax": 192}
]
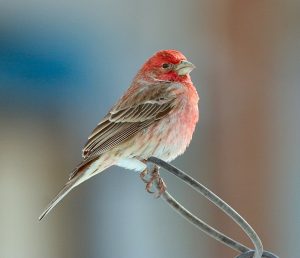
[
  {"xmin": 115, "ymin": 158, "xmax": 146, "ymax": 172},
  {"xmin": 138, "ymin": 105, "xmax": 198, "ymax": 162},
  {"xmin": 114, "ymin": 102, "xmax": 198, "ymax": 172}
]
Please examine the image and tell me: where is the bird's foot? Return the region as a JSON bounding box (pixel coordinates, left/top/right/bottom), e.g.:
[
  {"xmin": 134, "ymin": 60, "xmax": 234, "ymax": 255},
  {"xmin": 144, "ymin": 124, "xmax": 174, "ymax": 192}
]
[
  {"xmin": 154, "ymin": 176, "xmax": 167, "ymax": 198},
  {"xmin": 145, "ymin": 165, "xmax": 159, "ymax": 194},
  {"xmin": 139, "ymin": 163, "xmax": 167, "ymax": 198},
  {"xmin": 140, "ymin": 169, "xmax": 149, "ymax": 183}
]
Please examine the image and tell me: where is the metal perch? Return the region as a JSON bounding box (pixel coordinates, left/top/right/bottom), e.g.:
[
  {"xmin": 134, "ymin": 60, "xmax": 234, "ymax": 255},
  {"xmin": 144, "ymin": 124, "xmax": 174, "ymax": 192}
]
[{"xmin": 147, "ymin": 156, "xmax": 279, "ymax": 258}]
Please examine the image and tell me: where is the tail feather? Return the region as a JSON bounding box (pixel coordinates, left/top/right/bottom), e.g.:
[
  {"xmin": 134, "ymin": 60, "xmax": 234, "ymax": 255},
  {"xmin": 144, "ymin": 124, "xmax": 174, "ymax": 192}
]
[
  {"xmin": 39, "ymin": 157, "xmax": 104, "ymax": 221},
  {"xmin": 68, "ymin": 156, "xmax": 99, "ymax": 180},
  {"xmin": 38, "ymin": 176, "xmax": 79, "ymax": 221},
  {"xmin": 39, "ymin": 156, "xmax": 111, "ymax": 221}
]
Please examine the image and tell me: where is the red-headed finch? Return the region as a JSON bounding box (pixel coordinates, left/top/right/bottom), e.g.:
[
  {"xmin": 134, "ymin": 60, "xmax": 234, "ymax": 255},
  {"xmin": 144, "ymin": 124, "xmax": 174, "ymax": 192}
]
[{"xmin": 39, "ymin": 49, "xmax": 199, "ymax": 220}]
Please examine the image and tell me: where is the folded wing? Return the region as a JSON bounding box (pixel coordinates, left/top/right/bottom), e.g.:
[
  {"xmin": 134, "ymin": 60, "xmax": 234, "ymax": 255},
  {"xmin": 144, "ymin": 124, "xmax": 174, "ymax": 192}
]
[{"xmin": 70, "ymin": 82, "xmax": 182, "ymax": 180}]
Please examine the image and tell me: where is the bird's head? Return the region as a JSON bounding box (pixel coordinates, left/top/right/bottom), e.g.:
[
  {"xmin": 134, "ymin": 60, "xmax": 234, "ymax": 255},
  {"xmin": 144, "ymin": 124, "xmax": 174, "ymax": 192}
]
[{"xmin": 139, "ymin": 50, "xmax": 195, "ymax": 82}]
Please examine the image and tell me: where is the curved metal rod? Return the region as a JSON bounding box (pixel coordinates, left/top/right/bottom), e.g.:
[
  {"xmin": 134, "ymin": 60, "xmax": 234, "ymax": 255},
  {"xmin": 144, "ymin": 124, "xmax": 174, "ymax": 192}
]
[
  {"xmin": 148, "ymin": 157, "xmax": 278, "ymax": 258},
  {"xmin": 235, "ymin": 251, "xmax": 279, "ymax": 258},
  {"xmin": 161, "ymin": 190, "xmax": 249, "ymax": 253},
  {"xmin": 160, "ymin": 190, "xmax": 279, "ymax": 258}
]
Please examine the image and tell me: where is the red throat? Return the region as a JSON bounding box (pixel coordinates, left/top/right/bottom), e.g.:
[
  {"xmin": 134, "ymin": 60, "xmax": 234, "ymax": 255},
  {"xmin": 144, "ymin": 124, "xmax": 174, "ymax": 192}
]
[{"xmin": 159, "ymin": 72, "xmax": 191, "ymax": 83}]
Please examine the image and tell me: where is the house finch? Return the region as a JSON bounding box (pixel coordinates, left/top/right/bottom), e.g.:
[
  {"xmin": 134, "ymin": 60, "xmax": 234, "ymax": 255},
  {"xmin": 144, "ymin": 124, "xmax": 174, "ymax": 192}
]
[{"xmin": 39, "ymin": 49, "xmax": 199, "ymax": 220}]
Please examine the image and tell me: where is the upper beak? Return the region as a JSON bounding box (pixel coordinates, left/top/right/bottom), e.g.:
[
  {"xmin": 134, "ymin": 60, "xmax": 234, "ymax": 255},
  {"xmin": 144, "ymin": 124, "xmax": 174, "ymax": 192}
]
[{"xmin": 175, "ymin": 60, "xmax": 195, "ymax": 76}]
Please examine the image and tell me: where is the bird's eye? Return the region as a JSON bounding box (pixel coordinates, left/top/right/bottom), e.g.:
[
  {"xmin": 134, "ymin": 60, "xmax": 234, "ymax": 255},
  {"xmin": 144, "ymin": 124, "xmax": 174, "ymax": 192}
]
[{"xmin": 162, "ymin": 63, "xmax": 171, "ymax": 69}]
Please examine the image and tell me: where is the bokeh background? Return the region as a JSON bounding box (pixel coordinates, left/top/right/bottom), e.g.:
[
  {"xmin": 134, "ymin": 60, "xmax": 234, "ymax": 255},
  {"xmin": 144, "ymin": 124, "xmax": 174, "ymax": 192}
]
[{"xmin": 0, "ymin": 1, "xmax": 298, "ymax": 257}]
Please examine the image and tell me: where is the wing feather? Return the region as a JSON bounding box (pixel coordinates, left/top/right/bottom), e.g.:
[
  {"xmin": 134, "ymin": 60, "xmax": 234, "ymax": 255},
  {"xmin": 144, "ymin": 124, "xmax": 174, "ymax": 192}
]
[
  {"xmin": 82, "ymin": 82, "xmax": 182, "ymax": 159},
  {"xmin": 88, "ymin": 122, "xmax": 151, "ymax": 156}
]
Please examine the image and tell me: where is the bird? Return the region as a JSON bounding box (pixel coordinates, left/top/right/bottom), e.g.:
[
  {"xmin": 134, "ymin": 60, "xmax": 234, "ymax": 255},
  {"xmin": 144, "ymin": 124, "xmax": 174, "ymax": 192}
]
[{"xmin": 39, "ymin": 49, "xmax": 199, "ymax": 220}]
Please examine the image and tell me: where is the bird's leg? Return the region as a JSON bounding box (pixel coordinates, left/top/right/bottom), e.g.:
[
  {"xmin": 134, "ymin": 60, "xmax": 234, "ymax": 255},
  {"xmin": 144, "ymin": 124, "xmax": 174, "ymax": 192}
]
[
  {"xmin": 155, "ymin": 176, "xmax": 167, "ymax": 198},
  {"xmin": 139, "ymin": 158, "xmax": 150, "ymax": 183},
  {"xmin": 140, "ymin": 169, "xmax": 149, "ymax": 183},
  {"xmin": 138, "ymin": 158, "xmax": 167, "ymax": 197},
  {"xmin": 145, "ymin": 165, "xmax": 159, "ymax": 194},
  {"xmin": 146, "ymin": 165, "xmax": 167, "ymax": 197}
]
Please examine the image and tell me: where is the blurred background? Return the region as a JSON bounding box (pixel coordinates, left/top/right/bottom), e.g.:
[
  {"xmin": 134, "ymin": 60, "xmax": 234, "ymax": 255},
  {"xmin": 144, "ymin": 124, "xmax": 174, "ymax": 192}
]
[{"xmin": 0, "ymin": 0, "xmax": 298, "ymax": 257}]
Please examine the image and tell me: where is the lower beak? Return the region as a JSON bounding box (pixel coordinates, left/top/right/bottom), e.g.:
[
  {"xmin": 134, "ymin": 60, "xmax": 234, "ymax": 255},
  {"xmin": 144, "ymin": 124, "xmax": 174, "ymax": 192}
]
[{"xmin": 175, "ymin": 60, "xmax": 195, "ymax": 76}]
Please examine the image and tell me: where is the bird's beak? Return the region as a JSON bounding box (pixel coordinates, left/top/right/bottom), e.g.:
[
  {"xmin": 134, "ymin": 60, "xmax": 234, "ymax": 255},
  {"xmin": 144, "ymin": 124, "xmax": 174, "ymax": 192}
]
[{"xmin": 175, "ymin": 60, "xmax": 195, "ymax": 76}]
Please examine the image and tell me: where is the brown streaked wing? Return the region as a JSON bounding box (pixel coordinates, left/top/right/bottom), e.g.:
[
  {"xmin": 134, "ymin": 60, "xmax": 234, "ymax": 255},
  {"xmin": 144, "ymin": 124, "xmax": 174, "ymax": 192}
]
[
  {"xmin": 82, "ymin": 82, "xmax": 181, "ymax": 159},
  {"xmin": 82, "ymin": 99, "xmax": 175, "ymax": 158}
]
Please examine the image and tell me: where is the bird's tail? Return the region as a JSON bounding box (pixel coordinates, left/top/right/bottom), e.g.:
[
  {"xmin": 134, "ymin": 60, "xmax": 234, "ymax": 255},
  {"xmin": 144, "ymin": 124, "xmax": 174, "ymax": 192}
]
[
  {"xmin": 39, "ymin": 156, "xmax": 102, "ymax": 221},
  {"xmin": 38, "ymin": 176, "xmax": 79, "ymax": 221}
]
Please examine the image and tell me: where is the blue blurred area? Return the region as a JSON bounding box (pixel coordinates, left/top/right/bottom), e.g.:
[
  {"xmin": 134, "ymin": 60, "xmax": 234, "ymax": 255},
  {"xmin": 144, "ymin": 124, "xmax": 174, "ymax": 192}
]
[
  {"xmin": 0, "ymin": 19, "xmax": 120, "ymax": 122},
  {"xmin": 0, "ymin": 18, "xmax": 85, "ymax": 82},
  {"xmin": 0, "ymin": 26, "xmax": 79, "ymax": 113}
]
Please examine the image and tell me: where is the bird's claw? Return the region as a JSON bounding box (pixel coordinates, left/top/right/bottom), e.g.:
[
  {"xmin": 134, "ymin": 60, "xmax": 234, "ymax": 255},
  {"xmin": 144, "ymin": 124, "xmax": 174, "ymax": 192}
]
[
  {"xmin": 140, "ymin": 169, "xmax": 149, "ymax": 183},
  {"xmin": 140, "ymin": 164, "xmax": 167, "ymax": 197},
  {"xmin": 145, "ymin": 166, "xmax": 159, "ymax": 193},
  {"xmin": 155, "ymin": 177, "xmax": 167, "ymax": 198},
  {"xmin": 146, "ymin": 182, "xmax": 155, "ymax": 193}
]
